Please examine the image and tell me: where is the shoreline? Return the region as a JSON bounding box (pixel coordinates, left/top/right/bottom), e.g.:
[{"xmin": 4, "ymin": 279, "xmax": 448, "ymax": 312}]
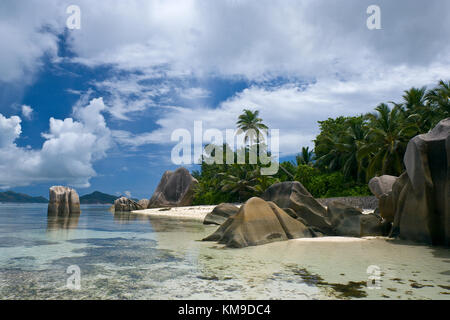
[
  {"xmin": 131, "ymin": 205, "xmax": 217, "ymax": 221},
  {"xmin": 131, "ymin": 205, "xmax": 380, "ymax": 243}
]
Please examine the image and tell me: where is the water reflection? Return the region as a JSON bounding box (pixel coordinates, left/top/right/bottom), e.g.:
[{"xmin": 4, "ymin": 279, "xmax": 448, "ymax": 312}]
[
  {"xmin": 113, "ymin": 211, "xmax": 150, "ymax": 224},
  {"xmin": 47, "ymin": 212, "xmax": 81, "ymax": 230}
]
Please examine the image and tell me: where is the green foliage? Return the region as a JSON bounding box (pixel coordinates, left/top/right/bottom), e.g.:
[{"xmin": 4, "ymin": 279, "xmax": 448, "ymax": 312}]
[
  {"xmin": 193, "ymin": 81, "xmax": 448, "ymax": 204},
  {"xmin": 294, "ymin": 165, "xmax": 370, "ymax": 198},
  {"xmin": 314, "ymin": 80, "xmax": 448, "ymax": 181}
]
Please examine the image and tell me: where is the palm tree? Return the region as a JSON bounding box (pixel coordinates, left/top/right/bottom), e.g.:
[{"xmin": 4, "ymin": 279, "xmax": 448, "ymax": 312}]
[
  {"xmin": 357, "ymin": 103, "xmax": 418, "ymax": 179},
  {"xmin": 426, "ymin": 80, "xmax": 450, "ymax": 125},
  {"xmin": 315, "ymin": 133, "xmax": 344, "ymax": 173},
  {"xmin": 314, "ymin": 117, "xmax": 367, "ymax": 181},
  {"xmin": 219, "ymin": 165, "xmax": 259, "ymax": 202},
  {"xmin": 339, "ymin": 117, "xmax": 367, "ymax": 182},
  {"xmin": 296, "ymin": 146, "xmax": 314, "ymax": 166},
  {"xmin": 236, "ymin": 109, "xmax": 268, "ymax": 146},
  {"xmin": 398, "ymin": 86, "xmax": 434, "ymax": 133}
]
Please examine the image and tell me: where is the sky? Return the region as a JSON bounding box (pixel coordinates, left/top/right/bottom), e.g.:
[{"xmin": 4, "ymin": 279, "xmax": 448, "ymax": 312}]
[{"xmin": 0, "ymin": 0, "xmax": 449, "ymax": 199}]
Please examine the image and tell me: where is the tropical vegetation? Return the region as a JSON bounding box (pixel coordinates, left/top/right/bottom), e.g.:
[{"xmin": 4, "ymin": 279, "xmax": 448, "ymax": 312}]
[{"xmin": 192, "ymin": 80, "xmax": 449, "ymax": 205}]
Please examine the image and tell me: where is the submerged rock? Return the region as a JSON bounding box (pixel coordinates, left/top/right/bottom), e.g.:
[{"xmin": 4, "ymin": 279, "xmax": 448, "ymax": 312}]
[
  {"xmin": 203, "ymin": 197, "xmax": 312, "ymax": 248},
  {"xmin": 263, "ymin": 181, "xmax": 333, "ymax": 234},
  {"xmin": 47, "ymin": 186, "xmax": 81, "ymax": 216},
  {"xmin": 203, "ymin": 203, "xmax": 239, "ymax": 225},
  {"xmin": 148, "ymin": 167, "xmax": 198, "ymax": 208},
  {"xmin": 114, "ymin": 197, "xmax": 144, "ymax": 212},
  {"xmin": 388, "ymin": 118, "xmax": 450, "ymax": 246}
]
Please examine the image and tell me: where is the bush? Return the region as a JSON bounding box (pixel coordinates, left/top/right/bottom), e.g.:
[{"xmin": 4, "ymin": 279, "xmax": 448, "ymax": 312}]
[{"xmin": 294, "ymin": 165, "xmax": 370, "ymax": 198}]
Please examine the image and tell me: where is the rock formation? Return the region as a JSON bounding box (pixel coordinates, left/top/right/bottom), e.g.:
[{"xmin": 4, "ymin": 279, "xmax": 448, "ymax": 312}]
[
  {"xmin": 317, "ymin": 196, "xmax": 378, "ymax": 210},
  {"xmin": 327, "ymin": 201, "xmax": 388, "ymax": 237},
  {"xmin": 263, "ymin": 181, "xmax": 333, "ymax": 234},
  {"xmin": 368, "ymin": 175, "xmax": 397, "ymax": 198},
  {"xmin": 384, "ymin": 118, "xmax": 450, "ymax": 246},
  {"xmin": 203, "ymin": 197, "xmax": 312, "ymax": 248},
  {"xmin": 48, "ymin": 186, "xmax": 81, "ymax": 216},
  {"xmin": 203, "ymin": 203, "xmax": 240, "ymax": 225},
  {"xmin": 114, "ymin": 197, "xmax": 144, "ymax": 212},
  {"xmin": 138, "ymin": 199, "xmax": 150, "ymax": 209},
  {"xmin": 368, "ymin": 175, "xmax": 398, "ymax": 222},
  {"xmin": 148, "ymin": 167, "xmax": 198, "ymax": 208}
]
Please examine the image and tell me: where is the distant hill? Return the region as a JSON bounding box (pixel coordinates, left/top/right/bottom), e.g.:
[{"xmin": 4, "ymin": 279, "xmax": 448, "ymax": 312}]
[
  {"xmin": 0, "ymin": 191, "xmax": 48, "ymax": 203},
  {"xmin": 79, "ymin": 191, "xmax": 120, "ymax": 204}
]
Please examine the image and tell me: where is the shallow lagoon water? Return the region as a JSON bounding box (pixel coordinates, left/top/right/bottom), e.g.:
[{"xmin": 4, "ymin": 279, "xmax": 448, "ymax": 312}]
[{"xmin": 0, "ymin": 203, "xmax": 449, "ymax": 300}]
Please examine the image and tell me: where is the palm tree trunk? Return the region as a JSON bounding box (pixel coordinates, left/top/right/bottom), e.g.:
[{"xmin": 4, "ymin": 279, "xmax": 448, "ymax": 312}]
[{"xmin": 279, "ymin": 163, "xmax": 295, "ymax": 180}]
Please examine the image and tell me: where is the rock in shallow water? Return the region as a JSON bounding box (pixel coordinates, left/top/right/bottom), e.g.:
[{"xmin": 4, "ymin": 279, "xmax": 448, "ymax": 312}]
[
  {"xmin": 203, "ymin": 197, "xmax": 313, "ymax": 248},
  {"xmin": 114, "ymin": 197, "xmax": 143, "ymax": 212},
  {"xmin": 203, "ymin": 203, "xmax": 239, "ymax": 225},
  {"xmin": 148, "ymin": 167, "xmax": 198, "ymax": 208},
  {"xmin": 47, "ymin": 186, "xmax": 80, "ymax": 216}
]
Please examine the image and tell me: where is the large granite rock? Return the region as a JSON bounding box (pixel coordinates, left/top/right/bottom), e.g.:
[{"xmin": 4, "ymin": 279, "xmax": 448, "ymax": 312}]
[
  {"xmin": 203, "ymin": 203, "xmax": 239, "ymax": 225},
  {"xmin": 327, "ymin": 201, "xmax": 387, "ymax": 237},
  {"xmin": 138, "ymin": 199, "xmax": 150, "ymax": 209},
  {"xmin": 317, "ymin": 196, "xmax": 378, "ymax": 210},
  {"xmin": 368, "ymin": 175, "xmax": 398, "ymax": 222},
  {"xmin": 148, "ymin": 167, "xmax": 198, "ymax": 208},
  {"xmin": 369, "ymin": 175, "xmax": 397, "ymax": 198},
  {"xmin": 48, "ymin": 186, "xmax": 81, "ymax": 216},
  {"xmin": 263, "ymin": 181, "xmax": 333, "ymax": 234},
  {"xmin": 114, "ymin": 197, "xmax": 144, "ymax": 212},
  {"xmin": 386, "ymin": 118, "xmax": 450, "ymax": 246},
  {"xmin": 203, "ymin": 197, "xmax": 313, "ymax": 248}
]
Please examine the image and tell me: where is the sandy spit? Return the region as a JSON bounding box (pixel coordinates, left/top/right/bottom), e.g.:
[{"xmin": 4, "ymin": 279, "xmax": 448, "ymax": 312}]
[{"xmin": 131, "ymin": 205, "xmax": 216, "ymax": 221}]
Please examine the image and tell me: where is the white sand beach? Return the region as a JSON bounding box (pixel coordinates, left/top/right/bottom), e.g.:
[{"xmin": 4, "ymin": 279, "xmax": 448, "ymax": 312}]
[{"xmin": 132, "ymin": 205, "xmax": 217, "ymax": 221}]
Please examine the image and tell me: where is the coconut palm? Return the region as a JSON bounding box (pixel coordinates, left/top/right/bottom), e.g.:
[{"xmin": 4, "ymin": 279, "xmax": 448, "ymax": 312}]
[
  {"xmin": 357, "ymin": 103, "xmax": 418, "ymax": 179},
  {"xmin": 296, "ymin": 146, "xmax": 314, "ymax": 166},
  {"xmin": 236, "ymin": 109, "xmax": 268, "ymax": 145},
  {"xmin": 426, "ymin": 80, "xmax": 450, "ymax": 125},
  {"xmin": 315, "ymin": 133, "xmax": 344, "ymax": 173},
  {"xmin": 219, "ymin": 165, "xmax": 259, "ymax": 202},
  {"xmin": 398, "ymin": 86, "xmax": 434, "ymax": 133},
  {"xmin": 314, "ymin": 117, "xmax": 367, "ymax": 181},
  {"xmin": 339, "ymin": 117, "xmax": 368, "ymax": 182}
]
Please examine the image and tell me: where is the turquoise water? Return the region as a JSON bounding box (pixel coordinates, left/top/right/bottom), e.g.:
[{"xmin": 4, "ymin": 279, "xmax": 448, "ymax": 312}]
[{"xmin": 0, "ymin": 203, "xmax": 449, "ymax": 300}]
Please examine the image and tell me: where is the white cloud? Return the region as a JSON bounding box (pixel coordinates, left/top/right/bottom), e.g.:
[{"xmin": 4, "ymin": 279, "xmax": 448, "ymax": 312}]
[
  {"xmin": 0, "ymin": 113, "xmax": 22, "ymax": 148},
  {"xmin": 0, "ymin": 97, "xmax": 112, "ymax": 189},
  {"xmin": 177, "ymin": 87, "xmax": 211, "ymax": 100},
  {"xmin": 21, "ymin": 105, "xmax": 33, "ymax": 120},
  {"xmin": 63, "ymin": 0, "xmax": 450, "ymax": 80},
  {"xmin": 115, "ymin": 61, "xmax": 450, "ymax": 156},
  {"xmin": 2, "ymin": 0, "xmax": 450, "ymax": 171},
  {"xmin": 0, "ymin": 0, "xmax": 65, "ymax": 83}
]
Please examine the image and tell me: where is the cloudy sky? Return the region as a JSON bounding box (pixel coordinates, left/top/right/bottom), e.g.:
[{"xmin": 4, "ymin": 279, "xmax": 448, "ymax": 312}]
[{"xmin": 0, "ymin": 0, "xmax": 449, "ymax": 199}]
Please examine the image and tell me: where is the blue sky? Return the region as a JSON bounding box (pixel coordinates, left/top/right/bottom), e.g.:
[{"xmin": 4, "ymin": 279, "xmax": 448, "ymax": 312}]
[{"xmin": 1, "ymin": 0, "xmax": 449, "ymax": 199}]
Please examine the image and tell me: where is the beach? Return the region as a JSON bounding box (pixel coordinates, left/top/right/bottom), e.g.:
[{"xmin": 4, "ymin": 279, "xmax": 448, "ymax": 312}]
[{"xmin": 132, "ymin": 205, "xmax": 218, "ymax": 221}]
